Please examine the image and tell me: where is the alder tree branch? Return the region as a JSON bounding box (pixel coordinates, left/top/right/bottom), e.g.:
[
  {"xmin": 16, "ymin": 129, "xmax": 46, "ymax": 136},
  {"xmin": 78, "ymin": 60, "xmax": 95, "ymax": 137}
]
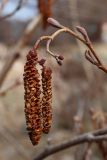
[
  {"xmin": 34, "ymin": 128, "xmax": 107, "ymax": 160},
  {"xmin": 34, "ymin": 18, "xmax": 107, "ymax": 73}
]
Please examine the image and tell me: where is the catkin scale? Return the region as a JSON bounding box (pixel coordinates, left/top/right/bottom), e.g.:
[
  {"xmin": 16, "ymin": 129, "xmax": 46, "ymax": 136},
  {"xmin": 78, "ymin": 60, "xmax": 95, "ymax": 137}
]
[
  {"xmin": 23, "ymin": 49, "xmax": 42, "ymax": 145},
  {"xmin": 41, "ymin": 66, "xmax": 52, "ymax": 134}
]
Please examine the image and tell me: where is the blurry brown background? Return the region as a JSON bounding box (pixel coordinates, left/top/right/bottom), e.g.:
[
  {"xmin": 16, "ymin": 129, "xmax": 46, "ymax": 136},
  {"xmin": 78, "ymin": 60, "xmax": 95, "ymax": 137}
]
[{"xmin": 0, "ymin": 0, "xmax": 107, "ymax": 160}]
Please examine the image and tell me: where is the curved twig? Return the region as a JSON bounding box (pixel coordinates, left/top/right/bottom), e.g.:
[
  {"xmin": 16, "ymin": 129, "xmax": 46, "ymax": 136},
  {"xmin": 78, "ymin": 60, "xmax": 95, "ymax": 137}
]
[{"xmin": 41, "ymin": 18, "xmax": 107, "ymax": 72}]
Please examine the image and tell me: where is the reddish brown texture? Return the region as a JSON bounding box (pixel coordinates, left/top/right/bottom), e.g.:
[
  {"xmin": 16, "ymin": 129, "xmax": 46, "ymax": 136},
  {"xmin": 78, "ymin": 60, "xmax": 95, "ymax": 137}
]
[
  {"xmin": 38, "ymin": 0, "xmax": 53, "ymax": 28},
  {"xmin": 23, "ymin": 49, "xmax": 42, "ymax": 145},
  {"xmin": 41, "ymin": 66, "xmax": 52, "ymax": 134}
]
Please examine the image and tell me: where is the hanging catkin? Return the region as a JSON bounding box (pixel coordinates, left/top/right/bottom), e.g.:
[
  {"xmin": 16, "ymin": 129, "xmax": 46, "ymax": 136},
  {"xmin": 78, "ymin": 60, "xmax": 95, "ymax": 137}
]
[
  {"xmin": 23, "ymin": 49, "xmax": 42, "ymax": 145},
  {"xmin": 41, "ymin": 66, "xmax": 52, "ymax": 133},
  {"xmin": 38, "ymin": 0, "xmax": 53, "ymax": 28}
]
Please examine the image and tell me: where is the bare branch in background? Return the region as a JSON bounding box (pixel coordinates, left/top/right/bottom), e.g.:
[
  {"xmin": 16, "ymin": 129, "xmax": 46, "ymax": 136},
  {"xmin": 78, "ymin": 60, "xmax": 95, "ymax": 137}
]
[
  {"xmin": 0, "ymin": 14, "xmax": 42, "ymax": 87},
  {"xmin": 34, "ymin": 128, "xmax": 107, "ymax": 160},
  {"xmin": 0, "ymin": 0, "xmax": 23, "ymax": 21}
]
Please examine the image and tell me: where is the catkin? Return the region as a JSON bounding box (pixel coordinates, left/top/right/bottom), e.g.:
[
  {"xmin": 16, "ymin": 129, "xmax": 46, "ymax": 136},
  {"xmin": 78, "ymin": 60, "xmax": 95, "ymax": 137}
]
[
  {"xmin": 41, "ymin": 66, "xmax": 52, "ymax": 134},
  {"xmin": 38, "ymin": 0, "xmax": 53, "ymax": 28},
  {"xmin": 23, "ymin": 49, "xmax": 42, "ymax": 145}
]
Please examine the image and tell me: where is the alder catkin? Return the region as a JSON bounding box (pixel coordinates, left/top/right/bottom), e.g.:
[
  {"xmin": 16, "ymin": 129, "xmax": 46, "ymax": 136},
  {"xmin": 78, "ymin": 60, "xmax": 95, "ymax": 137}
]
[
  {"xmin": 41, "ymin": 66, "xmax": 52, "ymax": 134},
  {"xmin": 23, "ymin": 49, "xmax": 42, "ymax": 145},
  {"xmin": 38, "ymin": 0, "xmax": 53, "ymax": 28}
]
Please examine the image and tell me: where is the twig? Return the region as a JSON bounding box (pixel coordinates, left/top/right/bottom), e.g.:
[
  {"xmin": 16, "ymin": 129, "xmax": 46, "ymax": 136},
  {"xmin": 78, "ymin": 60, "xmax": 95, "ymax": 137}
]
[
  {"xmin": 34, "ymin": 18, "xmax": 107, "ymax": 73},
  {"xmin": 34, "ymin": 128, "xmax": 107, "ymax": 160},
  {"xmin": 0, "ymin": 0, "xmax": 23, "ymax": 21}
]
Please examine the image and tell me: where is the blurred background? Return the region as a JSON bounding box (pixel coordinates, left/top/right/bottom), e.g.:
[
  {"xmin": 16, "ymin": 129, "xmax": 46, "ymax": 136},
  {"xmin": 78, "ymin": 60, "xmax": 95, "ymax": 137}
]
[{"xmin": 0, "ymin": 0, "xmax": 107, "ymax": 160}]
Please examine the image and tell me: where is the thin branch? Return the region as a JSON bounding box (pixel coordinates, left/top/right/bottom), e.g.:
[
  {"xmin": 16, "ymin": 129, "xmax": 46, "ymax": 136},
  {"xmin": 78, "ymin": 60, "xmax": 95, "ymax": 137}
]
[
  {"xmin": 35, "ymin": 18, "xmax": 107, "ymax": 73},
  {"xmin": 0, "ymin": 0, "xmax": 23, "ymax": 21},
  {"xmin": 34, "ymin": 128, "xmax": 107, "ymax": 160}
]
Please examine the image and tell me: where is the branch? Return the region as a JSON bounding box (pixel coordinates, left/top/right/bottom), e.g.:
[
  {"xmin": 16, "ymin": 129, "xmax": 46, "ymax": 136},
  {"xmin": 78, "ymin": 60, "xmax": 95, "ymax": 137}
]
[
  {"xmin": 0, "ymin": 0, "xmax": 23, "ymax": 21},
  {"xmin": 34, "ymin": 18, "xmax": 107, "ymax": 73},
  {"xmin": 34, "ymin": 128, "xmax": 107, "ymax": 160}
]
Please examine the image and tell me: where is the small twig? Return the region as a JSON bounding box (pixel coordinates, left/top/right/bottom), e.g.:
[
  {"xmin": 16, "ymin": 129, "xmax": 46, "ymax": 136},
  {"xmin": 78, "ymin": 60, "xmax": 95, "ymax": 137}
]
[
  {"xmin": 35, "ymin": 18, "xmax": 107, "ymax": 73},
  {"xmin": 34, "ymin": 128, "xmax": 107, "ymax": 160},
  {"xmin": 0, "ymin": 0, "xmax": 23, "ymax": 20},
  {"xmin": 85, "ymin": 50, "xmax": 98, "ymax": 65}
]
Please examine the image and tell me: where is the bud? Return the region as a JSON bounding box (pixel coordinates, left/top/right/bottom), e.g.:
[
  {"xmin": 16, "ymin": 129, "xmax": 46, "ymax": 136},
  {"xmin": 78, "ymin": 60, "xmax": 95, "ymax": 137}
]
[
  {"xmin": 76, "ymin": 26, "xmax": 90, "ymax": 42},
  {"xmin": 57, "ymin": 60, "xmax": 62, "ymax": 66},
  {"xmin": 38, "ymin": 59, "xmax": 46, "ymax": 66},
  {"xmin": 58, "ymin": 55, "xmax": 64, "ymax": 60},
  {"xmin": 47, "ymin": 18, "xmax": 63, "ymax": 29}
]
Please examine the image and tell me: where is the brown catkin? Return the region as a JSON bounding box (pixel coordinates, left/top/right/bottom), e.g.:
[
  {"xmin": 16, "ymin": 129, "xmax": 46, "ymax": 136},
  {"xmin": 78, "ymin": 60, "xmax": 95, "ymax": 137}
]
[
  {"xmin": 38, "ymin": 0, "xmax": 53, "ymax": 28},
  {"xmin": 23, "ymin": 49, "xmax": 42, "ymax": 145},
  {"xmin": 41, "ymin": 66, "xmax": 52, "ymax": 134}
]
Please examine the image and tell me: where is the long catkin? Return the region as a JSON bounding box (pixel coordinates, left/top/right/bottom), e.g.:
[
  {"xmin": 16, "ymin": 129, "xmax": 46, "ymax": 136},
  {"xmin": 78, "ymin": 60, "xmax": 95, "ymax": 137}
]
[
  {"xmin": 38, "ymin": 0, "xmax": 53, "ymax": 28},
  {"xmin": 41, "ymin": 66, "xmax": 52, "ymax": 134},
  {"xmin": 23, "ymin": 49, "xmax": 42, "ymax": 145}
]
